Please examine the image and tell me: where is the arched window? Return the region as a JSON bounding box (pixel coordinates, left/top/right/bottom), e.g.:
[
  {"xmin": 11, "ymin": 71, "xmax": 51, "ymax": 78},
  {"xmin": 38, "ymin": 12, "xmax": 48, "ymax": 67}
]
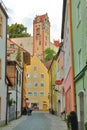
[{"xmin": 0, "ymin": 14, "xmax": 3, "ymax": 37}]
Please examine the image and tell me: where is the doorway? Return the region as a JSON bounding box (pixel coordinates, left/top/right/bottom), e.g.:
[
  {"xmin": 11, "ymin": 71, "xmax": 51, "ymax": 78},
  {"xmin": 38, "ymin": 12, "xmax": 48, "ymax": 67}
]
[{"xmin": 78, "ymin": 92, "xmax": 84, "ymax": 130}]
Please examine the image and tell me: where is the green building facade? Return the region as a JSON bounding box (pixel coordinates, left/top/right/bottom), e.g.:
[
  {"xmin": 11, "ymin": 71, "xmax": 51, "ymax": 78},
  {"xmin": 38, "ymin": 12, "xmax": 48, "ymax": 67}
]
[{"xmin": 71, "ymin": 0, "xmax": 87, "ymax": 130}]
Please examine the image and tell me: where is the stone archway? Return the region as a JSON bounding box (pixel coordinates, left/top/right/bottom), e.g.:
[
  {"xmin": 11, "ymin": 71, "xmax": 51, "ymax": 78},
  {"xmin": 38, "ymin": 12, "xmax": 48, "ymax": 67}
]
[{"xmin": 78, "ymin": 92, "xmax": 84, "ymax": 130}]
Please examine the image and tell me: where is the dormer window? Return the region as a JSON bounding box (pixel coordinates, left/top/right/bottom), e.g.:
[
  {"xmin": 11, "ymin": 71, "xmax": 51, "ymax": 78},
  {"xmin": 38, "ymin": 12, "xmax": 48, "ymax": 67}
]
[
  {"xmin": 10, "ymin": 44, "xmax": 14, "ymax": 48},
  {"xmin": 0, "ymin": 14, "xmax": 3, "ymax": 38}
]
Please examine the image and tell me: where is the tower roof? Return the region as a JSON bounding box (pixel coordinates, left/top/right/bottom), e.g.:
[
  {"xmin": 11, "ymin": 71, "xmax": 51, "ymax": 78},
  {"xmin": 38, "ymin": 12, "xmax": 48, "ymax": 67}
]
[{"xmin": 33, "ymin": 13, "xmax": 49, "ymax": 24}]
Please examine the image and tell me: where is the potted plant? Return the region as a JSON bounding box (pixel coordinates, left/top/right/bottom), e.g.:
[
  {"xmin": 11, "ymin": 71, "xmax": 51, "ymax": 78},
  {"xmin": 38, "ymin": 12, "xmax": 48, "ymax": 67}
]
[
  {"xmin": 85, "ymin": 122, "xmax": 87, "ymax": 130},
  {"xmin": 66, "ymin": 111, "xmax": 78, "ymax": 130}
]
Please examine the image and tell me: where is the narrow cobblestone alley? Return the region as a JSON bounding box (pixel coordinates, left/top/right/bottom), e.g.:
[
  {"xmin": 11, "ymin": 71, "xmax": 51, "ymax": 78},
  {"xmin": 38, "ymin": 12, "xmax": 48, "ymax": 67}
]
[{"xmin": 0, "ymin": 111, "xmax": 67, "ymax": 130}]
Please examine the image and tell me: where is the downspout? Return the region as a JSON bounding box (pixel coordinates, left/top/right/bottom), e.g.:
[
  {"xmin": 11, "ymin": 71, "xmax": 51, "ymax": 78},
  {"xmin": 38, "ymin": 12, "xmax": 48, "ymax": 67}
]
[
  {"xmin": 21, "ymin": 67, "xmax": 24, "ymax": 115},
  {"xmin": 5, "ymin": 18, "xmax": 8, "ymax": 125},
  {"xmin": 16, "ymin": 69, "xmax": 18, "ymax": 119},
  {"xmin": 6, "ymin": 83, "xmax": 8, "ymax": 124},
  {"xmin": 51, "ymin": 68, "xmax": 53, "ymax": 111},
  {"xmin": 69, "ymin": 0, "xmax": 76, "ymax": 111}
]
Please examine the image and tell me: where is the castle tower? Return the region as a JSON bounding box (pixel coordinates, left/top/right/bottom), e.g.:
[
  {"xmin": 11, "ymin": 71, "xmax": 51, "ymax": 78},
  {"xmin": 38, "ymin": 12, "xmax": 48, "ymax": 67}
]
[{"xmin": 33, "ymin": 13, "xmax": 50, "ymax": 61}]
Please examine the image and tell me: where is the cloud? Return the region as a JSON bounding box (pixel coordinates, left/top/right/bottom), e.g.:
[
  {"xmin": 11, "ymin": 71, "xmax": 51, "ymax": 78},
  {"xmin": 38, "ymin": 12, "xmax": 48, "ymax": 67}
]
[
  {"xmin": 3, "ymin": 0, "xmax": 63, "ymax": 41},
  {"xmin": 22, "ymin": 17, "xmax": 33, "ymax": 35}
]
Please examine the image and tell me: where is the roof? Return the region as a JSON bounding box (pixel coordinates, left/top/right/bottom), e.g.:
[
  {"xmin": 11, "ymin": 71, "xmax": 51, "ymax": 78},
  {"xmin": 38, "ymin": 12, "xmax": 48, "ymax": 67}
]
[
  {"xmin": 7, "ymin": 38, "xmax": 30, "ymax": 54},
  {"xmin": 61, "ymin": 0, "xmax": 67, "ymax": 39},
  {"xmin": 11, "ymin": 37, "xmax": 33, "ymax": 55},
  {"xmin": 40, "ymin": 14, "xmax": 45, "ymax": 21},
  {"xmin": 54, "ymin": 40, "xmax": 60, "ymax": 47},
  {"xmin": 33, "ymin": 13, "xmax": 49, "ymax": 24},
  {"xmin": 0, "ymin": 1, "xmax": 8, "ymax": 18},
  {"xmin": 44, "ymin": 60, "xmax": 52, "ymax": 70}
]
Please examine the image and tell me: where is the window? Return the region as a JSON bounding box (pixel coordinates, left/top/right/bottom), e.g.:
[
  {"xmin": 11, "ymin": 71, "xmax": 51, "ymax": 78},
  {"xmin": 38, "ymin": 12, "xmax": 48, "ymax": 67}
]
[
  {"xmin": 40, "ymin": 82, "xmax": 44, "ymax": 87},
  {"xmin": 33, "ymin": 74, "xmax": 37, "ymax": 78},
  {"xmin": 0, "ymin": 15, "xmax": 2, "ymax": 38},
  {"xmin": 0, "ymin": 59, "xmax": 1, "ymax": 79},
  {"xmin": 34, "ymin": 82, "xmax": 38, "ymax": 87},
  {"xmin": 34, "ymin": 92, "xmax": 38, "ymax": 97},
  {"xmin": 10, "ymin": 44, "xmax": 14, "ymax": 49},
  {"xmin": 36, "ymin": 28, "xmax": 40, "ymax": 35},
  {"xmin": 34, "ymin": 66, "xmax": 37, "ymax": 71},
  {"xmin": 26, "ymin": 73, "xmax": 30, "ymax": 78},
  {"xmin": 28, "ymin": 92, "xmax": 32, "ymax": 97},
  {"xmin": 78, "ymin": 49, "xmax": 82, "ymax": 71},
  {"xmin": 41, "ymin": 73, "xmax": 44, "ymax": 78},
  {"xmin": 86, "ymin": 0, "xmax": 87, "ymax": 7},
  {"xmin": 39, "ymin": 41, "xmax": 41, "ymax": 45},
  {"xmin": 77, "ymin": 1, "xmax": 81, "ymax": 26},
  {"xmin": 28, "ymin": 82, "xmax": 32, "ymax": 87},
  {"xmin": 19, "ymin": 72, "xmax": 21, "ymax": 87},
  {"xmin": 40, "ymin": 92, "xmax": 44, "ymax": 97}
]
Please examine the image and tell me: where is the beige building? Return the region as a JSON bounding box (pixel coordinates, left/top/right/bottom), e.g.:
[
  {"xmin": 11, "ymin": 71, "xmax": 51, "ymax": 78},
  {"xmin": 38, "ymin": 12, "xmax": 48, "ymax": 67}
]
[
  {"xmin": 24, "ymin": 56, "xmax": 50, "ymax": 110},
  {"xmin": 12, "ymin": 36, "xmax": 33, "ymax": 55}
]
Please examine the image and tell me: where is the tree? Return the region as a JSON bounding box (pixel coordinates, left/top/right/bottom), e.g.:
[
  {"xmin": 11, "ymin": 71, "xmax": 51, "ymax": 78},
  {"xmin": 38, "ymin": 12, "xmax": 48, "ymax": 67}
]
[
  {"xmin": 16, "ymin": 49, "xmax": 21, "ymax": 62},
  {"xmin": 44, "ymin": 47, "xmax": 55, "ymax": 62},
  {"xmin": 7, "ymin": 23, "xmax": 31, "ymax": 38}
]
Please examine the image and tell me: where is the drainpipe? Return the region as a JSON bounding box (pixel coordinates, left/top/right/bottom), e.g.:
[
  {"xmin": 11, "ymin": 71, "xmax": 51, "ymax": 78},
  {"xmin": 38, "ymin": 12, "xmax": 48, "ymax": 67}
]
[
  {"xmin": 69, "ymin": 0, "xmax": 76, "ymax": 111},
  {"xmin": 21, "ymin": 68, "xmax": 24, "ymax": 115},
  {"xmin": 5, "ymin": 17, "xmax": 8, "ymax": 124},
  {"xmin": 51, "ymin": 70, "xmax": 53, "ymax": 110},
  {"xmin": 16, "ymin": 69, "xmax": 18, "ymax": 119},
  {"xmin": 6, "ymin": 83, "xmax": 8, "ymax": 124}
]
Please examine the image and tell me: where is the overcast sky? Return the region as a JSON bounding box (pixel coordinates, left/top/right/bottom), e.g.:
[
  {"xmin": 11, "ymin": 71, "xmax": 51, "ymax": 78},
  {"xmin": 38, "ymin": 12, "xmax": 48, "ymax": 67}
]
[{"xmin": 3, "ymin": 0, "xmax": 63, "ymax": 42}]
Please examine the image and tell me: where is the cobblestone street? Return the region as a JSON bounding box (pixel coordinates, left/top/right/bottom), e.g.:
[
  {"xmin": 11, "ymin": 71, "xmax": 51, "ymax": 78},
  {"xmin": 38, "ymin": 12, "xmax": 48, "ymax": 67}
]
[{"xmin": 0, "ymin": 111, "xmax": 67, "ymax": 130}]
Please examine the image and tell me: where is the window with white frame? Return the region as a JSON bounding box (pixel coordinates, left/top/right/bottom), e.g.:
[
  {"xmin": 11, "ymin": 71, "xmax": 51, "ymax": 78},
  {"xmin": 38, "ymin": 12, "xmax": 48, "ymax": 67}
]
[
  {"xmin": 34, "ymin": 92, "xmax": 38, "ymax": 97},
  {"xmin": 40, "ymin": 82, "xmax": 44, "ymax": 87},
  {"xmin": 28, "ymin": 82, "xmax": 32, "ymax": 87},
  {"xmin": 86, "ymin": 0, "xmax": 87, "ymax": 7},
  {"xmin": 34, "ymin": 66, "xmax": 37, "ymax": 71},
  {"xmin": 26, "ymin": 73, "xmax": 30, "ymax": 78},
  {"xmin": 10, "ymin": 44, "xmax": 14, "ymax": 49},
  {"xmin": 40, "ymin": 92, "xmax": 44, "ymax": 97},
  {"xmin": 77, "ymin": 0, "xmax": 81, "ymax": 26},
  {"xmin": 0, "ymin": 14, "xmax": 2, "ymax": 38},
  {"xmin": 85, "ymin": 36, "xmax": 87, "ymax": 62},
  {"xmin": 33, "ymin": 73, "xmax": 37, "ymax": 78},
  {"xmin": 41, "ymin": 73, "xmax": 44, "ymax": 78},
  {"xmin": 78, "ymin": 48, "xmax": 82, "ymax": 71},
  {"xmin": 34, "ymin": 82, "xmax": 38, "ymax": 87},
  {"xmin": 28, "ymin": 92, "xmax": 32, "ymax": 97}
]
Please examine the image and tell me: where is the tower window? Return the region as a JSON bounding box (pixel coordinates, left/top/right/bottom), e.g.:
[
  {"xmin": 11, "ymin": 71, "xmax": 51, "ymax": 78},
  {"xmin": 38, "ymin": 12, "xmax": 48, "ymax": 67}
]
[{"xmin": 36, "ymin": 28, "xmax": 40, "ymax": 35}]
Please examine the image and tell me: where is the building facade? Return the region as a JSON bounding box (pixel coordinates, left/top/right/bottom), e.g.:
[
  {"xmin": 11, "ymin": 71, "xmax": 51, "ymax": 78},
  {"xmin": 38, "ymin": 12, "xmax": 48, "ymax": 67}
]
[
  {"xmin": 61, "ymin": 0, "xmax": 75, "ymax": 115},
  {"xmin": 0, "ymin": 1, "xmax": 8, "ymax": 125},
  {"xmin": 33, "ymin": 13, "xmax": 50, "ymax": 60},
  {"xmin": 23, "ymin": 56, "xmax": 50, "ymax": 110},
  {"xmin": 71, "ymin": 0, "xmax": 87, "ymax": 129}
]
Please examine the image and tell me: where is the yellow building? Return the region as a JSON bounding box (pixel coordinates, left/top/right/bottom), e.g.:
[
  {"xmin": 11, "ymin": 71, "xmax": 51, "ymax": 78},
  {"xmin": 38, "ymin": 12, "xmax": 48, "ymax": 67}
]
[
  {"xmin": 24, "ymin": 56, "xmax": 50, "ymax": 110},
  {"xmin": 48, "ymin": 53, "xmax": 61, "ymax": 115}
]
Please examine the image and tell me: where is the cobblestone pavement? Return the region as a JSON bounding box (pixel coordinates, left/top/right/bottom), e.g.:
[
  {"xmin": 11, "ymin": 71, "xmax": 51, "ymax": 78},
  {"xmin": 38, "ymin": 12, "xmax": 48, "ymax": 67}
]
[{"xmin": 0, "ymin": 111, "xmax": 67, "ymax": 130}]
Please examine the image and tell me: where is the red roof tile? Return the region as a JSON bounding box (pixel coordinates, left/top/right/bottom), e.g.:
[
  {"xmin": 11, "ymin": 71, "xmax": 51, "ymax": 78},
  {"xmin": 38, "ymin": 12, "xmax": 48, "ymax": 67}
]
[{"xmin": 54, "ymin": 40, "xmax": 60, "ymax": 47}]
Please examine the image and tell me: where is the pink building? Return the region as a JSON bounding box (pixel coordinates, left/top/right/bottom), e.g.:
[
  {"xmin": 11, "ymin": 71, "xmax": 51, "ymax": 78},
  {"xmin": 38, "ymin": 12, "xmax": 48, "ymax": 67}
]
[{"xmin": 61, "ymin": 0, "xmax": 75, "ymax": 115}]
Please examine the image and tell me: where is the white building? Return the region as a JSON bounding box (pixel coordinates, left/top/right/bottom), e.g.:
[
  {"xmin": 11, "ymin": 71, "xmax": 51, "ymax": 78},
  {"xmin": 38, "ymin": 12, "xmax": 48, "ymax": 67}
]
[{"xmin": 0, "ymin": 1, "xmax": 8, "ymax": 125}]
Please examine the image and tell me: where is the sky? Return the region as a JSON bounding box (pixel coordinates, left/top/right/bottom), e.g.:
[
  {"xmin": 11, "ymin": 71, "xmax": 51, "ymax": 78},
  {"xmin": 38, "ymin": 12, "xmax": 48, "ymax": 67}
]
[{"xmin": 3, "ymin": 0, "xmax": 63, "ymax": 42}]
